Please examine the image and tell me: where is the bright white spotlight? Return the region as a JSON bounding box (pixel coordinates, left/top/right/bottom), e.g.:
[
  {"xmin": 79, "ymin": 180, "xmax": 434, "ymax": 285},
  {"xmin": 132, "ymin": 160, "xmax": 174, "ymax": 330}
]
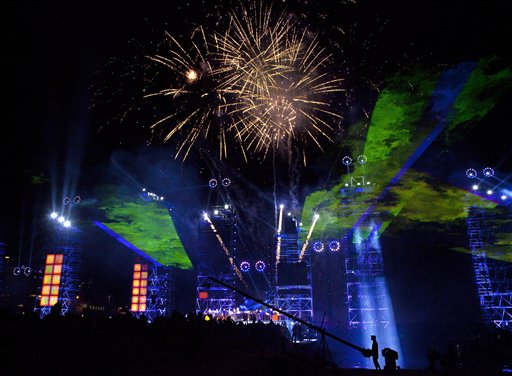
[
  {"xmin": 63, "ymin": 220, "xmax": 71, "ymax": 228},
  {"xmin": 472, "ymin": 185, "xmax": 479, "ymax": 191},
  {"xmin": 58, "ymin": 216, "xmax": 65, "ymax": 223},
  {"xmin": 50, "ymin": 212, "xmax": 58, "ymax": 219},
  {"xmin": 487, "ymin": 190, "xmax": 493, "ymax": 195},
  {"xmin": 501, "ymin": 195, "xmax": 507, "ymax": 200},
  {"xmin": 214, "ymin": 210, "xmax": 219, "ymax": 215},
  {"xmin": 314, "ymin": 213, "xmax": 320, "ymax": 220},
  {"xmin": 279, "ymin": 204, "xmax": 284, "ymax": 209},
  {"xmin": 202, "ymin": 212, "xmax": 209, "ymax": 220},
  {"xmin": 224, "ymin": 204, "xmax": 229, "ymax": 210}
]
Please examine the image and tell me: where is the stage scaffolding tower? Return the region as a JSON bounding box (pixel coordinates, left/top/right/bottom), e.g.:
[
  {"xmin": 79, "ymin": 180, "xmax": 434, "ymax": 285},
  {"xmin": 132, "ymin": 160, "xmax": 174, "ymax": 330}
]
[
  {"xmin": 196, "ymin": 205, "xmax": 236, "ymax": 316},
  {"xmin": 133, "ymin": 265, "xmax": 175, "ymax": 321},
  {"xmin": 274, "ymin": 215, "xmax": 314, "ymax": 334},
  {"xmin": 466, "ymin": 204, "xmax": 512, "ymax": 331},
  {"xmin": 344, "ymin": 235, "xmax": 388, "ymax": 328},
  {"xmin": 338, "ymin": 172, "xmax": 389, "ymax": 329},
  {"xmin": 34, "ymin": 224, "xmax": 82, "ymax": 318}
]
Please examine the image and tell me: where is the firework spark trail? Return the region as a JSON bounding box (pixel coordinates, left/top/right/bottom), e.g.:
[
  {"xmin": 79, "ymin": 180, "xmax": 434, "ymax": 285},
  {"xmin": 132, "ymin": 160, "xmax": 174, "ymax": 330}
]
[
  {"xmin": 203, "ymin": 212, "xmax": 248, "ymax": 288},
  {"xmin": 299, "ymin": 212, "xmax": 320, "ymax": 261}
]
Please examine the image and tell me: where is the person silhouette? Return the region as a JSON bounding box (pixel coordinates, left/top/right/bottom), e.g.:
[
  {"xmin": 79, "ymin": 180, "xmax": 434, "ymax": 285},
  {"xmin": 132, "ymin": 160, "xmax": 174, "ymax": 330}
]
[{"xmin": 371, "ymin": 335, "xmax": 381, "ymax": 370}]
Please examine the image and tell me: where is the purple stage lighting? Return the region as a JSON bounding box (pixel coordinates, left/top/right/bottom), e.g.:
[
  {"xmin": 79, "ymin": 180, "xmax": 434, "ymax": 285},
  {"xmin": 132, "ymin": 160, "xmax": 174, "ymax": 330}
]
[
  {"xmin": 255, "ymin": 261, "xmax": 266, "ymax": 272},
  {"xmin": 240, "ymin": 261, "xmax": 250, "ymax": 272},
  {"xmin": 483, "ymin": 167, "xmax": 494, "ymax": 177},
  {"xmin": 313, "ymin": 241, "xmax": 324, "ymax": 253},
  {"xmin": 329, "ymin": 240, "xmax": 340, "ymax": 252},
  {"xmin": 466, "ymin": 168, "xmax": 477, "ymax": 178},
  {"xmin": 342, "ymin": 156, "xmax": 352, "ymax": 166}
]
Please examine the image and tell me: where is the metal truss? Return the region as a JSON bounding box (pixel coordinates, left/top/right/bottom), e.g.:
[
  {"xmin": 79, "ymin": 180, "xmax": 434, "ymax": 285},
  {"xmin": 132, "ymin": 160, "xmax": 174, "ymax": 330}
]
[
  {"xmin": 134, "ymin": 266, "xmax": 175, "ymax": 321},
  {"xmin": 467, "ymin": 205, "xmax": 512, "ymax": 331},
  {"xmin": 345, "ymin": 237, "xmax": 388, "ymax": 329},
  {"xmin": 196, "ymin": 272, "xmax": 236, "ymax": 315}
]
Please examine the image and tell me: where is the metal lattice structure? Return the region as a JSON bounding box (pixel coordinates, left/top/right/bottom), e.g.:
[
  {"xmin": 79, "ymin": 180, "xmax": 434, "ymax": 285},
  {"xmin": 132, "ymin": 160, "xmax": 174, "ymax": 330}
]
[
  {"xmin": 196, "ymin": 205, "xmax": 237, "ymax": 315},
  {"xmin": 345, "ymin": 237, "xmax": 389, "ymax": 328},
  {"xmin": 35, "ymin": 225, "xmax": 82, "ymax": 318},
  {"xmin": 467, "ymin": 205, "xmax": 512, "ymax": 330},
  {"xmin": 134, "ymin": 265, "xmax": 175, "ymax": 321},
  {"xmin": 196, "ymin": 273, "xmax": 236, "ymax": 314},
  {"xmin": 274, "ymin": 216, "xmax": 314, "ymax": 332}
]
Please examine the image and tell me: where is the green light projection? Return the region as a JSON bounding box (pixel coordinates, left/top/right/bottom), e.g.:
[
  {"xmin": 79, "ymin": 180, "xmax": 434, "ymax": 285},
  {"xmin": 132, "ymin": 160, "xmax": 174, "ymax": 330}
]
[
  {"xmin": 95, "ymin": 184, "xmax": 193, "ymax": 269},
  {"xmin": 301, "ymin": 57, "xmax": 511, "ymax": 259}
]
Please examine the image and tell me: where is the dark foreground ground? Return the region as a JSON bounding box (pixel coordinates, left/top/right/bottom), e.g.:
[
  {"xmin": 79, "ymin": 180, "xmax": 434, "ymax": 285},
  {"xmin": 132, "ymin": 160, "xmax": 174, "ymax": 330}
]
[{"xmin": 2, "ymin": 308, "xmax": 510, "ymax": 376}]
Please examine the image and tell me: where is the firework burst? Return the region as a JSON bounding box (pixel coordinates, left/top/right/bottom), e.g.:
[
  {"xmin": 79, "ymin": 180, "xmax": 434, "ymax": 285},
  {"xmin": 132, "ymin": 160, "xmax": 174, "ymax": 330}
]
[{"xmin": 143, "ymin": 2, "xmax": 344, "ymax": 163}]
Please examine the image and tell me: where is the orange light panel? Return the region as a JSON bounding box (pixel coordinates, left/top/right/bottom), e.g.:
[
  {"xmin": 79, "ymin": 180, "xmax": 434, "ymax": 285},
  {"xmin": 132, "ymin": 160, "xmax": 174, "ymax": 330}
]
[
  {"xmin": 40, "ymin": 253, "xmax": 64, "ymax": 307},
  {"xmin": 130, "ymin": 263, "xmax": 149, "ymax": 313}
]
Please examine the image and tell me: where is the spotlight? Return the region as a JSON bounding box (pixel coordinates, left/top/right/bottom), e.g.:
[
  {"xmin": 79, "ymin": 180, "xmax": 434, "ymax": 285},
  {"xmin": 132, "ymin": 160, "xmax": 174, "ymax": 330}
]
[
  {"xmin": 58, "ymin": 216, "xmax": 65, "ymax": 223},
  {"xmin": 208, "ymin": 179, "xmax": 218, "ymax": 188},
  {"xmin": 202, "ymin": 212, "xmax": 209, "ymax": 220},
  {"xmin": 329, "ymin": 240, "xmax": 340, "ymax": 252},
  {"xmin": 255, "ymin": 261, "xmax": 266, "ymax": 272},
  {"xmin": 466, "ymin": 168, "xmax": 477, "ymax": 178},
  {"xmin": 63, "ymin": 196, "xmax": 71, "ymax": 205},
  {"xmin": 63, "ymin": 220, "xmax": 71, "ymax": 228},
  {"xmin": 487, "ymin": 190, "xmax": 493, "ymax": 195},
  {"xmin": 73, "ymin": 196, "xmax": 81, "ymax": 204},
  {"xmin": 472, "ymin": 185, "xmax": 479, "ymax": 191},
  {"xmin": 342, "ymin": 156, "xmax": 352, "ymax": 166},
  {"xmin": 501, "ymin": 195, "xmax": 507, "ymax": 200},
  {"xmin": 357, "ymin": 155, "xmax": 368, "ymax": 165},
  {"xmin": 50, "ymin": 212, "xmax": 58, "ymax": 219},
  {"xmin": 313, "ymin": 241, "xmax": 324, "ymax": 253},
  {"xmin": 222, "ymin": 178, "xmax": 231, "ymax": 187},
  {"xmin": 240, "ymin": 261, "xmax": 250, "ymax": 272},
  {"xmin": 483, "ymin": 167, "xmax": 494, "ymax": 177},
  {"xmin": 214, "ymin": 210, "xmax": 219, "ymax": 215}
]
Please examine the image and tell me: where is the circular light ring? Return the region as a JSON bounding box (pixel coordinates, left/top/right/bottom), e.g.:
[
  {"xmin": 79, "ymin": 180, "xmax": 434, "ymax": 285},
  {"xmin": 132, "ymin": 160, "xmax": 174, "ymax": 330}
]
[
  {"xmin": 342, "ymin": 156, "xmax": 352, "ymax": 166},
  {"xmin": 222, "ymin": 178, "xmax": 231, "ymax": 187},
  {"xmin": 73, "ymin": 196, "xmax": 81, "ymax": 204},
  {"xmin": 208, "ymin": 179, "xmax": 218, "ymax": 188},
  {"xmin": 63, "ymin": 197, "xmax": 71, "ymax": 205},
  {"xmin": 313, "ymin": 241, "xmax": 324, "ymax": 253},
  {"xmin": 329, "ymin": 240, "xmax": 340, "ymax": 252},
  {"xmin": 483, "ymin": 167, "xmax": 494, "ymax": 178},
  {"xmin": 255, "ymin": 261, "xmax": 266, "ymax": 272},
  {"xmin": 24, "ymin": 267, "xmax": 31, "ymax": 276},
  {"xmin": 357, "ymin": 155, "xmax": 368, "ymax": 165},
  {"xmin": 240, "ymin": 261, "xmax": 250, "ymax": 272},
  {"xmin": 13, "ymin": 267, "xmax": 21, "ymax": 276},
  {"xmin": 466, "ymin": 168, "xmax": 477, "ymax": 179}
]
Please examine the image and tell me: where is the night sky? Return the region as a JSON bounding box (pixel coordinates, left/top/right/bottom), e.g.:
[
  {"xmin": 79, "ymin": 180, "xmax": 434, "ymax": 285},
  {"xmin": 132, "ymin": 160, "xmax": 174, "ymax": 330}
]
[{"xmin": 4, "ymin": 1, "xmax": 512, "ymax": 366}]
